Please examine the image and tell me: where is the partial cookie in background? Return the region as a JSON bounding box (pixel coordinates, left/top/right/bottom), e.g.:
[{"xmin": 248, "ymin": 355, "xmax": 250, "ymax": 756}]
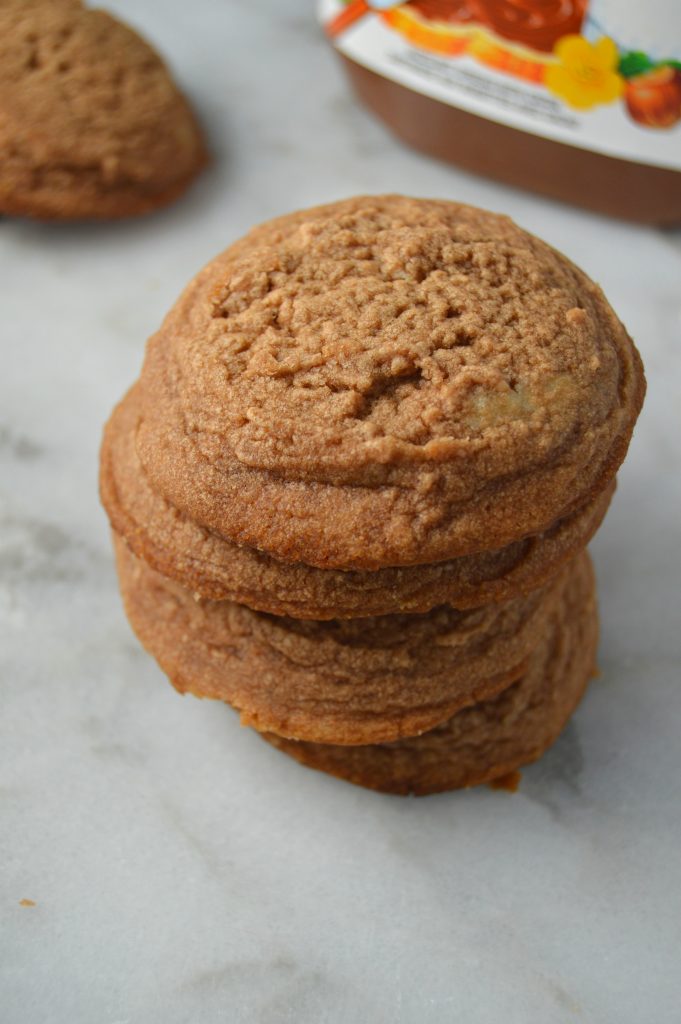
[
  {"xmin": 261, "ymin": 552, "xmax": 598, "ymax": 795},
  {"xmin": 113, "ymin": 533, "xmax": 576, "ymax": 746},
  {"xmin": 0, "ymin": 0, "xmax": 206, "ymax": 219},
  {"xmin": 101, "ymin": 385, "xmax": 614, "ymax": 617}
]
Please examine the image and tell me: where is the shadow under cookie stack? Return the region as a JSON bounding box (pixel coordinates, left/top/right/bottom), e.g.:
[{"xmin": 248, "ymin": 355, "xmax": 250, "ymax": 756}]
[{"xmin": 100, "ymin": 196, "xmax": 645, "ymax": 796}]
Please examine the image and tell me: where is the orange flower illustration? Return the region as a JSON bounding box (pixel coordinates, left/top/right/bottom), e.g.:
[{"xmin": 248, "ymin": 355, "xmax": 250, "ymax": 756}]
[{"xmin": 545, "ymin": 35, "xmax": 624, "ymax": 110}]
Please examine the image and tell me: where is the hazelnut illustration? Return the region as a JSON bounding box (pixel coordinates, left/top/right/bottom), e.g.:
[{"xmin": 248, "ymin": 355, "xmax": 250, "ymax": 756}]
[{"xmin": 625, "ymin": 65, "xmax": 681, "ymax": 128}]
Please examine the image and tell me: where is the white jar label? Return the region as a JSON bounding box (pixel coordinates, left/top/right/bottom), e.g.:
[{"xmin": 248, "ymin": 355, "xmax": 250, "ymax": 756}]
[{"xmin": 319, "ymin": 0, "xmax": 681, "ymax": 171}]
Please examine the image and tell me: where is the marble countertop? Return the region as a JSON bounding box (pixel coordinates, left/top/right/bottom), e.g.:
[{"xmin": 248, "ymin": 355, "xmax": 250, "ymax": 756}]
[{"xmin": 2, "ymin": 2, "xmax": 680, "ymax": 1022}]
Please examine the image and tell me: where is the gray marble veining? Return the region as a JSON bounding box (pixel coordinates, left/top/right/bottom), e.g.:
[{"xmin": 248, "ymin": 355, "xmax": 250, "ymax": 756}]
[{"xmin": 2, "ymin": 2, "xmax": 680, "ymax": 1022}]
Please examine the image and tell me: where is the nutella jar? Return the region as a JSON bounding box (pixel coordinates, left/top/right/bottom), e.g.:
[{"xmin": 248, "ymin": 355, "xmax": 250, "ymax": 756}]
[{"xmin": 319, "ymin": 0, "xmax": 681, "ymax": 223}]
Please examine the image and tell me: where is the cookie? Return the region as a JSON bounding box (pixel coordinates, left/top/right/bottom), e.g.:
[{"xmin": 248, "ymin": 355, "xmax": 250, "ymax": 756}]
[
  {"xmin": 134, "ymin": 195, "xmax": 644, "ymax": 569},
  {"xmin": 0, "ymin": 0, "xmax": 206, "ymax": 219},
  {"xmin": 102, "ymin": 384, "xmax": 614, "ymax": 617},
  {"xmin": 261, "ymin": 551, "xmax": 597, "ymax": 795},
  {"xmin": 113, "ymin": 532, "xmax": 576, "ymax": 746}
]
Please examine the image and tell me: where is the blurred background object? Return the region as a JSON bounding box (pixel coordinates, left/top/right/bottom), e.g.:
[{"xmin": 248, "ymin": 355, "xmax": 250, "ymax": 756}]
[
  {"xmin": 320, "ymin": 0, "xmax": 681, "ymax": 222},
  {"xmin": 0, "ymin": 0, "xmax": 206, "ymax": 219}
]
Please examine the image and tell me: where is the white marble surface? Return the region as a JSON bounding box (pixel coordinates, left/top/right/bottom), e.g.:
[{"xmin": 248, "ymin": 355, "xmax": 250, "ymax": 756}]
[{"xmin": 2, "ymin": 3, "xmax": 680, "ymax": 1022}]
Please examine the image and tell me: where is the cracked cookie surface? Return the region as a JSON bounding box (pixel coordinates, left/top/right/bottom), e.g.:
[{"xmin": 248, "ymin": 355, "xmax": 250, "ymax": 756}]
[{"xmin": 135, "ymin": 195, "xmax": 644, "ymax": 568}]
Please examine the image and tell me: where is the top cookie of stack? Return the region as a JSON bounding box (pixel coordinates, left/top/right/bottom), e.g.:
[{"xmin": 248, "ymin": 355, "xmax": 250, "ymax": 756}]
[{"xmin": 101, "ymin": 195, "xmax": 644, "ymax": 619}]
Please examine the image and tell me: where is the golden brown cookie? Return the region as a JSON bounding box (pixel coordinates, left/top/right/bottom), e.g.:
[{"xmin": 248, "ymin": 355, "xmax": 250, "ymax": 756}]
[
  {"xmin": 261, "ymin": 551, "xmax": 597, "ymax": 795},
  {"xmin": 134, "ymin": 195, "xmax": 644, "ymax": 569},
  {"xmin": 0, "ymin": 0, "xmax": 206, "ymax": 219},
  {"xmin": 113, "ymin": 533, "xmax": 577, "ymax": 746},
  {"xmin": 102, "ymin": 384, "xmax": 614, "ymax": 617}
]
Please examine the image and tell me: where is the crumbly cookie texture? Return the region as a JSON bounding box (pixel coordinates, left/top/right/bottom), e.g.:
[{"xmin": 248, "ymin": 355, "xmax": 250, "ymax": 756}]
[
  {"xmin": 135, "ymin": 195, "xmax": 645, "ymax": 569},
  {"xmin": 262, "ymin": 551, "xmax": 597, "ymax": 795},
  {"xmin": 0, "ymin": 0, "xmax": 206, "ymax": 219},
  {"xmin": 102, "ymin": 385, "xmax": 613, "ymax": 617},
  {"xmin": 113, "ymin": 532, "xmax": 577, "ymax": 746}
]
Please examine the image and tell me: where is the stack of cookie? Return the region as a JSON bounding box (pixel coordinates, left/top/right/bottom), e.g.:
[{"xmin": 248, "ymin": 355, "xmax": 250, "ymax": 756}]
[{"xmin": 100, "ymin": 196, "xmax": 645, "ymax": 795}]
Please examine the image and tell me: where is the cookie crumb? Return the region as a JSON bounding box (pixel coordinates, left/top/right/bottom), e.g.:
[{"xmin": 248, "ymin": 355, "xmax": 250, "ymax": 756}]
[{"xmin": 488, "ymin": 770, "xmax": 522, "ymax": 792}]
